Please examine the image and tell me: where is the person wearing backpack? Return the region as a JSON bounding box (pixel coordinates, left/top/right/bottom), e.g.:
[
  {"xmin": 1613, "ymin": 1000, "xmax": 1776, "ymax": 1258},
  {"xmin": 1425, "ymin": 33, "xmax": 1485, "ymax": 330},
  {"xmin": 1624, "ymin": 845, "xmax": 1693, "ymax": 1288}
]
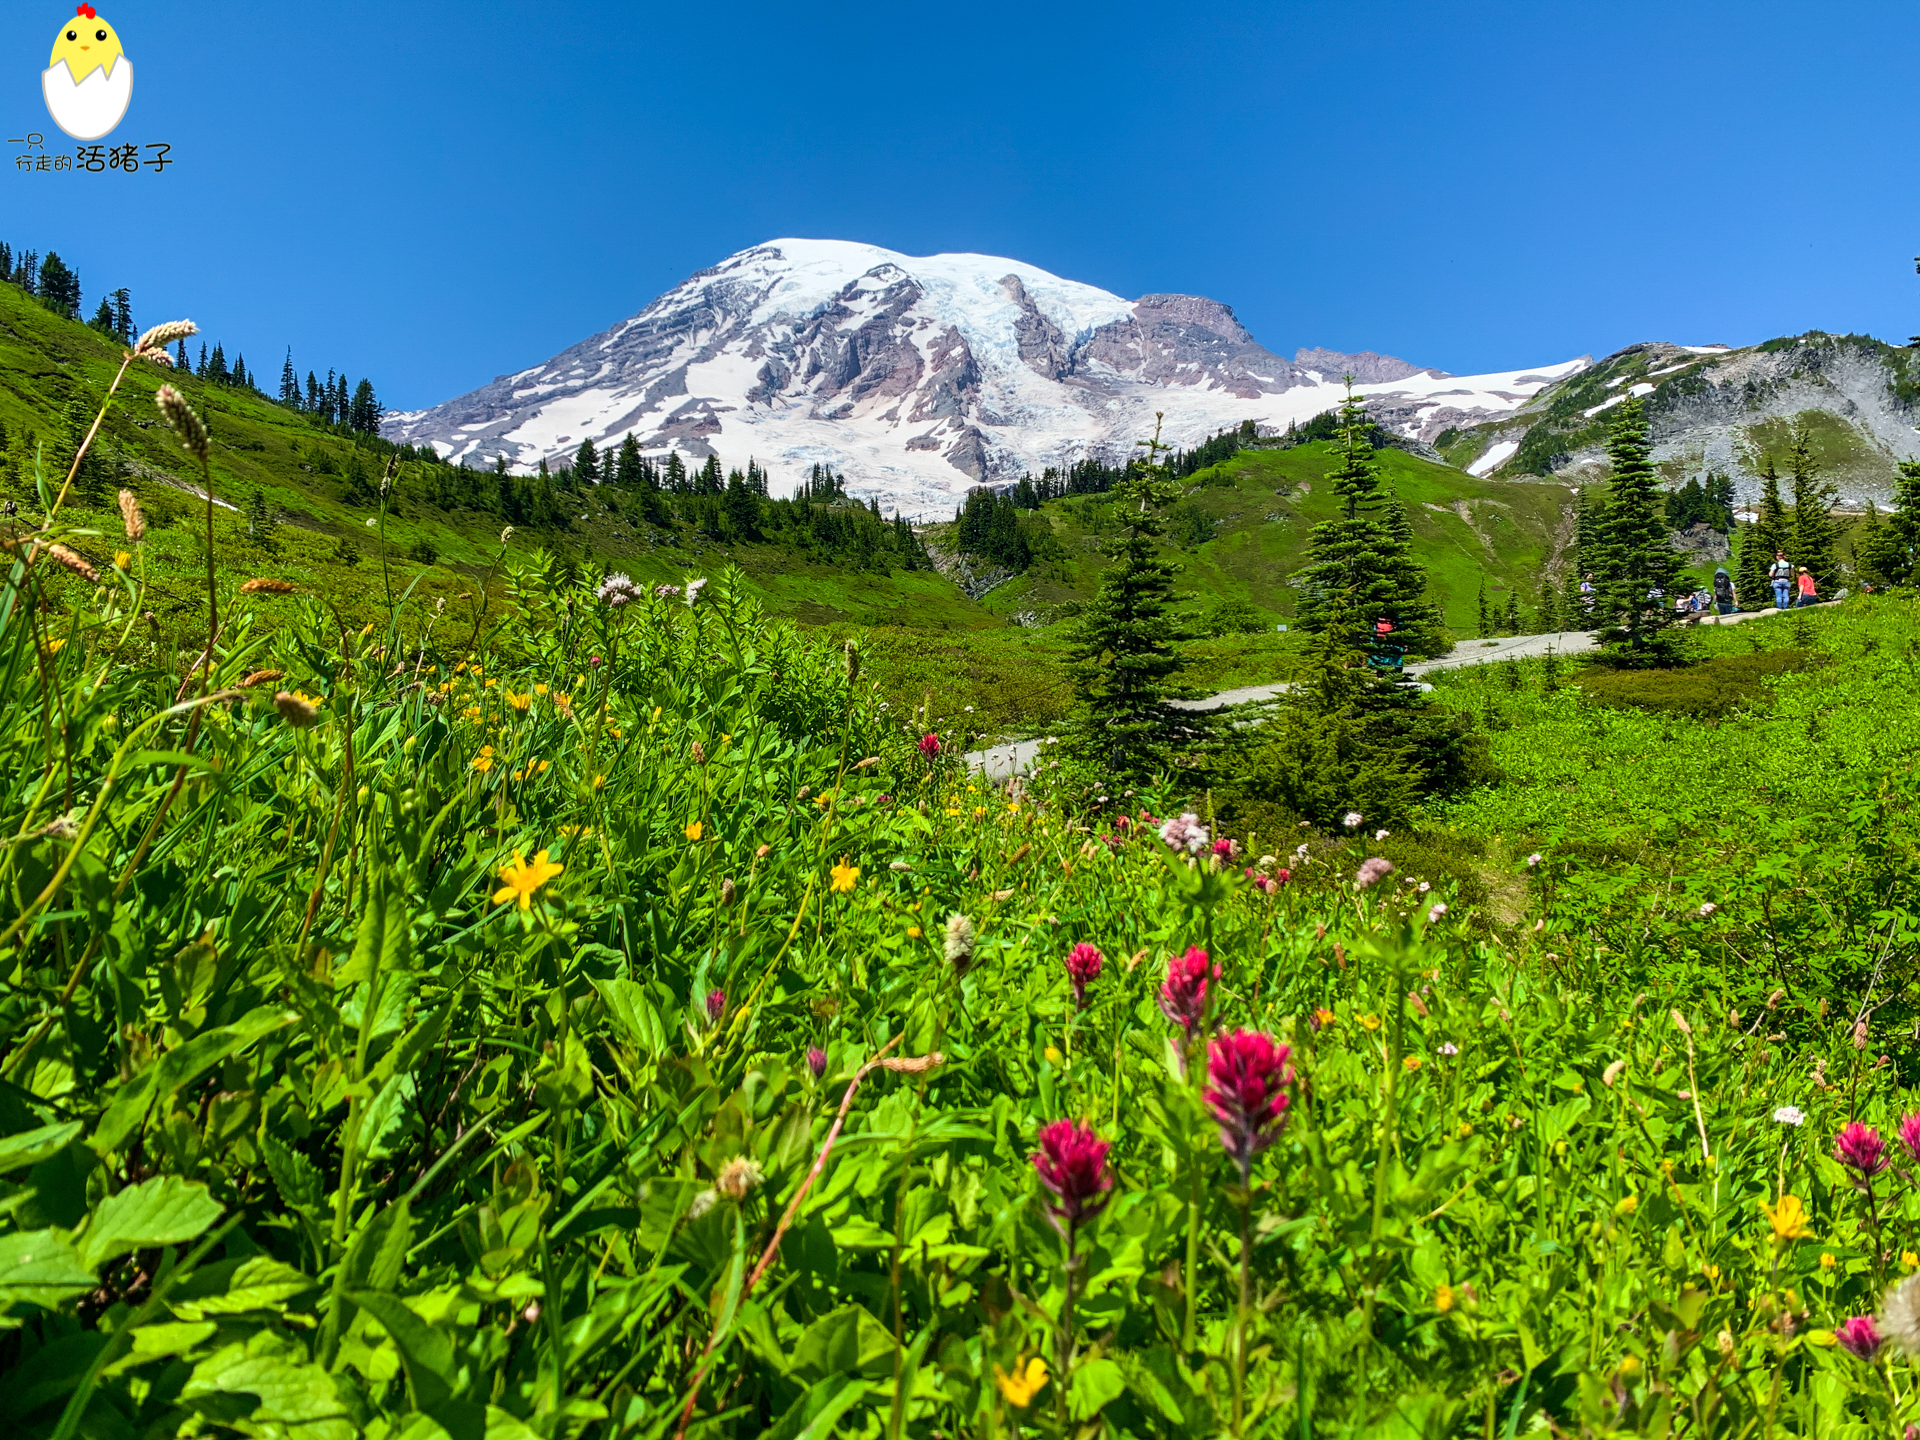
[
  {"xmin": 1769, "ymin": 551, "xmax": 1792, "ymax": 609},
  {"xmin": 1712, "ymin": 566, "xmax": 1736, "ymax": 616}
]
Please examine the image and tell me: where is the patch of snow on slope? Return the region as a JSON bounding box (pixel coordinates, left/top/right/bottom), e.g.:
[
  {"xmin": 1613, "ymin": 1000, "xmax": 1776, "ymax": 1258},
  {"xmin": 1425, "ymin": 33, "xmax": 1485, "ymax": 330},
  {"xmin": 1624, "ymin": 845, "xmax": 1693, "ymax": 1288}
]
[{"xmin": 1468, "ymin": 440, "xmax": 1519, "ymax": 477}]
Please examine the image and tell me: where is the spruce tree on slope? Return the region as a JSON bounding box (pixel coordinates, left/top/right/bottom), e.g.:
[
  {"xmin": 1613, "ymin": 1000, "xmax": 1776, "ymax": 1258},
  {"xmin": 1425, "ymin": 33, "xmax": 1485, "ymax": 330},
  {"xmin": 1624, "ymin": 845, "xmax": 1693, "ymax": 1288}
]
[
  {"xmin": 1588, "ymin": 397, "xmax": 1685, "ymax": 662},
  {"xmin": 1292, "ymin": 382, "xmax": 1442, "ymax": 658},
  {"xmin": 1859, "ymin": 460, "xmax": 1920, "ymax": 586},
  {"xmin": 1788, "ymin": 428, "xmax": 1840, "ymax": 589},
  {"xmin": 1067, "ymin": 422, "xmax": 1189, "ymax": 781}
]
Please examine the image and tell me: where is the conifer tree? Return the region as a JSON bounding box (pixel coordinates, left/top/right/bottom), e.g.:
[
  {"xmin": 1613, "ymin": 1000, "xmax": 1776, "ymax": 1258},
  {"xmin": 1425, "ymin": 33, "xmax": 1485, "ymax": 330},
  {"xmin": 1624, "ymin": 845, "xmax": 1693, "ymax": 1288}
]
[
  {"xmin": 1067, "ymin": 421, "xmax": 1190, "ymax": 780},
  {"xmin": 1588, "ymin": 397, "xmax": 1685, "ymax": 661},
  {"xmin": 245, "ymin": 487, "xmax": 279, "ymax": 550},
  {"xmin": 1476, "ymin": 578, "xmax": 1489, "ymax": 637},
  {"xmin": 1788, "ymin": 428, "xmax": 1840, "ymax": 588},
  {"xmin": 349, "ymin": 379, "xmax": 381, "ymax": 436},
  {"xmin": 724, "ymin": 468, "xmax": 761, "ymax": 539},
  {"xmin": 1735, "ymin": 522, "xmax": 1767, "ymax": 613},
  {"xmin": 280, "ymin": 350, "xmax": 300, "ymax": 408},
  {"xmin": 1502, "ymin": 592, "xmax": 1522, "ymax": 635},
  {"xmin": 197, "ymin": 343, "xmax": 209, "ymax": 379},
  {"xmin": 176, "ymin": 339, "xmax": 189, "ymax": 370},
  {"xmin": 305, "ymin": 372, "xmax": 322, "ymax": 413},
  {"xmin": 1859, "ymin": 460, "xmax": 1920, "ymax": 586},
  {"xmin": 88, "ymin": 298, "xmax": 117, "ymax": 336},
  {"xmin": 574, "ymin": 438, "xmax": 600, "ymax": 486},
  {"xmin": 1292, "ymin": 383, "xmax": 1442, "ymax": 657},
  {"xmin": 111, "ymin": 288, "xmax": 133, "ymax": 343},
  {"xmin": 1753, "ymin": 456, "xmax": 1789, "ymax": 569},
  {"xmin": 208, "ymin": 344, "xmax": 229, "ymax": 385}
]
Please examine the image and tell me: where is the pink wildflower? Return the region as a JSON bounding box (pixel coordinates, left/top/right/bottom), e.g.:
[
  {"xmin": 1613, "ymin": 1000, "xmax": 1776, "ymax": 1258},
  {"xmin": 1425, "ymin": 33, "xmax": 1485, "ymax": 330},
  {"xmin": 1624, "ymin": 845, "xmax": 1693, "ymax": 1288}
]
[
  {"xmin": 1158, "ymin": 947, "xmax": 1219, "ymax": 1035},
  {"xmin": 1834, "ymin": 1121, "xmax": 1891, "ymax": 1178},
  {"xmin": 704, "ymin": 988, "xmax": 727, "ymax": 1024},
  {"xmin": 1206, "ymin": 1030, "xmax": 1294, "ymax": 1181},
  {"xmin": 1898, "ymin": 1113, "xmax": 1920, "ymax": 1164},
  {"xmin": 918, "ymin": 733, "xmax": 942, "ymax": 759},
  {"xmin": 1031, "ymin": 1119, "xmax": 1113, "ymax": 1235},
  {"xmin": 1355, "ymin": 856, "xmax": 1395, "ymax": 890},
  {"xmin": 1064, "ymin": 943, "xmax": 1103, "ymax": 1010},
  {"xmin": 1835, "ymin": 1315, "xmax": 1883, "ymax": 1359},
  {"xmin": 806, "ymin": 1046, "xmax": 827, "ymax": 1078}
]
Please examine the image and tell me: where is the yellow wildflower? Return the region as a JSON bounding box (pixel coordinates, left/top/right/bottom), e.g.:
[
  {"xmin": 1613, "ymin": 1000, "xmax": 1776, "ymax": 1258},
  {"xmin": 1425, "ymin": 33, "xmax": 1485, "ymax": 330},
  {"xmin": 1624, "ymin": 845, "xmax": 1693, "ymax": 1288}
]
[
  {"xmin": 907, "ymin": 926, "xmax": 922, "ymax": 939},
  {"xmin": 1434, "ymin": 1284, "xmax": 1453, "ymax": 1314},
  {"xmin": 1763, "ymin": 1193, "xmax": 1812, "ymax": 1244},
  {"xmin": 1358, "ymin": 1013, "xmax": 1382, "ymax": 1032},
  {"xmin": 45, "ymin": 638, "xmax": 66, "ymax": 655},
  {"xmin": 973, "ymin": 806, "xmax": 986, "ymax": 819},
  {"xmin": 484, "ymin": 678, "xmax": 497, "ymax": 689},
  {"xmin": 1403, "ymin": 1056, "xmax": 1423, "ymax": 1072},
  {"xmin": 534, "ymin": 683, "xmax": 549, "ymax": 695},
  {"xmin": 685, "ymin": 822, "xmax": 704, "ymax": 842},
  {"xmin": 1043, "ymin": 1045, "xmax": 1063, "ymax": 1065},
  {"xmin": 1703, "ymin": 1264, "xmax": 1720, "ymax": 1281},
  {"xmin": 1618, "ymin": 1356, "xmax": 1641, "ymax": 1379},
  {"xmin": 114, "ymin": 549, "xmax": 131, "ymax": 570},
  {"xmin": 831, "ymin": 859, "xmax": 860, "ymax": 893},
  {"xmin": 507, "ymin": 691, "xmax": 531, "ymax": 711},
  {"xmin": 472, "ymin": 747, "xmax": 495, "ymax": 773},
  {"xmin": 592, "ymin": 774, "xmax": 607, "ymax": 790},
  {"xmin": 492, "ymin": 849, "xmax": 563, "ymax": 910},
  {"xmin": 1904, "ymin": 1251, "xmax": 1918, "ymax": 1270},
  {"xmin": 1820, "ymin": 1252, "xmax": 1836, "ymax": 1271},
  {"xmin": 994, "ymin": 1357, "xmax": 1048, "ymax": 1408},
  {"xmin": 1313, "ymin": 1007, "xmax": 1336, "ymax": 1028}
]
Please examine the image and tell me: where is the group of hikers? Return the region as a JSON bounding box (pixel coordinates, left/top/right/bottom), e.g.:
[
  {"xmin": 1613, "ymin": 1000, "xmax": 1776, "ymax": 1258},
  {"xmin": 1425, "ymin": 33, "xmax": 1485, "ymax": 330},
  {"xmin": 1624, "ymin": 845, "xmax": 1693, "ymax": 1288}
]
[{"xmin": 1566, "ymin": 550, "xmax": 1826, "ymax": 627}]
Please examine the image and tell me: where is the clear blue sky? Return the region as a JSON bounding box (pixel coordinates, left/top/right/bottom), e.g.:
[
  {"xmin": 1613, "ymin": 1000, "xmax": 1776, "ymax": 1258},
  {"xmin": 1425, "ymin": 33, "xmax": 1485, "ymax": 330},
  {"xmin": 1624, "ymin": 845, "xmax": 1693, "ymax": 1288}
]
[{"xmin": 8, "ymin": 0, "xmax": 1919, "ymax": 410}]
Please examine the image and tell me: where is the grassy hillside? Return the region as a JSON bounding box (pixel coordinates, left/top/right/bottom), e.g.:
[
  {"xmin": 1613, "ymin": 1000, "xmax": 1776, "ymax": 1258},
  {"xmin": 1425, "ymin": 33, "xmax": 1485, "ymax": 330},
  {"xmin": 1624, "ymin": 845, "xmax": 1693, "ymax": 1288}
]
[
  {"xmin": 950, "ymin": 442, "xmax": 1580, "ymax": 634},
  {"xmin": 0, "ymin": 281, "xmax": 995, "ymax": 634}
]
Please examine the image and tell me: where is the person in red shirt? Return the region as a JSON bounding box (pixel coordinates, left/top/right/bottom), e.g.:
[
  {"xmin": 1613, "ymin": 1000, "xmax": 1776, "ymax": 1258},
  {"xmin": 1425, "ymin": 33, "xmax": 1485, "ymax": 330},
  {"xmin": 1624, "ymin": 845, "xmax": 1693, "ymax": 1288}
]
[{"xmin": 1796, "ymin": 567, "xmax": 1818, "ymax": 607}]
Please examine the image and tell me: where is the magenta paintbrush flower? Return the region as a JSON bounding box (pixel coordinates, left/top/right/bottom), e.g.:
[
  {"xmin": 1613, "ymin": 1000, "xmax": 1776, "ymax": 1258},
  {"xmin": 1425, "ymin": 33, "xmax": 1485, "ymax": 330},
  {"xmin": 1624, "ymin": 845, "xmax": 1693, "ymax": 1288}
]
[
  {"xmin": 918, "ymin": 732, "xmax": 942, "ymax": 759},
  {"xmin": 1835, "ymin": 1121, "xmax": 1891, "ymax": 1178},
  {"xmin": 1835, "ymin": 1314, "xmax": 1883, "ymax": 1359},
  {"xmin": 704, "ymin": 988, "xmax": 727, "ymax": 1024},
  {"xmin": 1064, "ymin": 943, "xmax": 1103, "ymax": 1010},
  {"xmin": 805, "ymin": 1046, "xmax": 827, "ymax": 1078},
  {"xmin": 1031, "ymin": 1119, "xmax": 1113, "ymax": 1236},
  {"xmin": 1206, "ymin": 1029, "xmax": 1294, "ymax": 1180},
  {"xmin": 1159, "ymin": 947, "xmax": 1219, "ymax": 1035},
  {"xmin": 1898, "ymin": 1113, "xmax": 1920, "ymax": 1164}
]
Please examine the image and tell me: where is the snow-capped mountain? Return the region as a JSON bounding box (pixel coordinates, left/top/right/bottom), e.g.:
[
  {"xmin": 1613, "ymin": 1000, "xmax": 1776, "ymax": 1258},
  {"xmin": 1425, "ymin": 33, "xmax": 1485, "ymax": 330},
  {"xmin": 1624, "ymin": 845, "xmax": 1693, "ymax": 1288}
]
[{"xmin": 386, "ymin": 239, "xmax": 1590, "ymax": 517}]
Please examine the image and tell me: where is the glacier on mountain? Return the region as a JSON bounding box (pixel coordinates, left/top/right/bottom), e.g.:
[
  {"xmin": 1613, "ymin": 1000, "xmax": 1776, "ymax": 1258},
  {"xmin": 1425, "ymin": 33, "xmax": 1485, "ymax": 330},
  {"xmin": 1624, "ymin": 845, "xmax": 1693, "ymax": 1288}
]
[{"xmin": 386, "ymin": 239, "xmax": 1589, "ymax": 517}]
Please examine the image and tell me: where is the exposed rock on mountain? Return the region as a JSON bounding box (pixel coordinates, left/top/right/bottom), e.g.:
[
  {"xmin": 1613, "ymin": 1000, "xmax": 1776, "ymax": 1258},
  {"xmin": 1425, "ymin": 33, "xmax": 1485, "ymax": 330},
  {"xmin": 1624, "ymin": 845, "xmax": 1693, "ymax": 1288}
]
[{"xmin": 1447, "ymin": 336, "xmax": 1920, "ymax": 505}]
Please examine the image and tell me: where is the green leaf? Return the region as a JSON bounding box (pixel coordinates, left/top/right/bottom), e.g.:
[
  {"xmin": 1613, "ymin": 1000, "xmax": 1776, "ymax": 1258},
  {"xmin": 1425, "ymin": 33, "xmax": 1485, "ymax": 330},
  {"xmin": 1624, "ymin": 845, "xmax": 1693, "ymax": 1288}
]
[
  {"xmin": 0, "ymin": 1120, "xmax": 83, "ymax": 1174},
  {"xmin": 261, "ymin": 1131, "xmax": 326, "ymax": 1217},
  {"xmin": 342, "ymin": 1197, "xmax": 412, "ymax": 1293},
  {"xmin": 79, "ymin": 1174, "xmax": 225, "ymax": 1270},
  {"xmin": 180, "ymin": 1337, "xmax": 356, "ymax": 1440},
  {"xmin": 336, "ymin": 873, "xmax": 412, "ymax": 988},
  {"xmin": 593, "ymin": 977, "xmax": 666, "ymax": 1056},
  {"xmin": 766, "ymin": 1374, "xmax": 870, "ymax": 1440},
  {"xmin": 0, "ymin": 1228, "xmax": 96, "ymax": 1306},
  {"xmin": 1068, "ymin": 1357, "xmax": 1127, "ymax": 1420},
  {"xmin": 349, "ymin": 1289, "xmax": 455, "ymax": 1410},
  {"xmin": 169, "ymin": 1256, "xmax": 318, "ymax": 1319},
  {"xmin": 92, "ymin": 1006, "xmax": 297, "ymax": 1155}
]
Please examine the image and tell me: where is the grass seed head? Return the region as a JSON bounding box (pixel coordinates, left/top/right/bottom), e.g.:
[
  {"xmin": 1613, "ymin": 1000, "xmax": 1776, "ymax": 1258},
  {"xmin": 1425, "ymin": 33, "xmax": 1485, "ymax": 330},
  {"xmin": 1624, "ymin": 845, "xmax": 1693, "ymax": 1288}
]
[
  {"xmin": 154, "ymin": 385, "xmax": 210, "ymax": 460},
  {"xmin": 117, "ymin": 489, "xmax": 145, "ymax": 540}
]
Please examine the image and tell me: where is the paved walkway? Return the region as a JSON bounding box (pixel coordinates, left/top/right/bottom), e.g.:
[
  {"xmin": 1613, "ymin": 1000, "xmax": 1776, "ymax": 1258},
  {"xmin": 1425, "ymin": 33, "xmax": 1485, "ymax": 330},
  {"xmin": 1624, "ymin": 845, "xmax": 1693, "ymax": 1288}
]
[{"xmin": 965, "ymin": 602, "xmax": 1826, "ymax": 780}]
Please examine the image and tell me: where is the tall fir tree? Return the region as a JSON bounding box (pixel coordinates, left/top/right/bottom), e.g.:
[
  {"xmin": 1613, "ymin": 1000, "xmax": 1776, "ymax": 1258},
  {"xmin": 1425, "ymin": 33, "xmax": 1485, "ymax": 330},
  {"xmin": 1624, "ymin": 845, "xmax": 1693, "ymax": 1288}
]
[
  {"xmin": 1734, "ymin": 522, "xmax": 1767, "ymax": 613},
  {"xmin": 1787, "ymin": 428, "xmax": 1840, "ymax": 589},
  {"xmin": 574, "ymin": 438, "xmax": 600, "ymax": 486},
  {"xmin": 1292, "ymin": 383, "xmax": 1442, "ymax": 658},
  {"xmin": 1588, "ymin": 397, "xmax": 1685, "ymax": 661},
  {"xmin": 1476, "ymin": 577, "xmax": 1490, "ymax": 637},
  {"xmin": 1752, "ymin": 457, "xmax": 1789, "ymax": 572},
  {"xmin": 280, "ymin": 350, "xmax": 300, "ymax": 408},
  {"xmin": 1066, "ymin": 422, "xmax": 1190, "ymax": 781},
  {"xmin": 349, "ymin": 379, "xmax": 380, "ymax": 436},
  {"xmin": 111, "ymin": 288, "xmax": 133, "ymax": 343},
  {"xmin": 1859, "ymin": 460, "xmax": 1920, "ymax": 586}
]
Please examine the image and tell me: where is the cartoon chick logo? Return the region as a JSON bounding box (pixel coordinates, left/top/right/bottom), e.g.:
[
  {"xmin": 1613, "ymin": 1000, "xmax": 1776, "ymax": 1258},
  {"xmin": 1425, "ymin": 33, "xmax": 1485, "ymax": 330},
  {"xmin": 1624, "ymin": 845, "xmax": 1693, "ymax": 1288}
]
[{"xmin": 43, "ymin": 4, "xmax": 132, "ymax": 141}]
